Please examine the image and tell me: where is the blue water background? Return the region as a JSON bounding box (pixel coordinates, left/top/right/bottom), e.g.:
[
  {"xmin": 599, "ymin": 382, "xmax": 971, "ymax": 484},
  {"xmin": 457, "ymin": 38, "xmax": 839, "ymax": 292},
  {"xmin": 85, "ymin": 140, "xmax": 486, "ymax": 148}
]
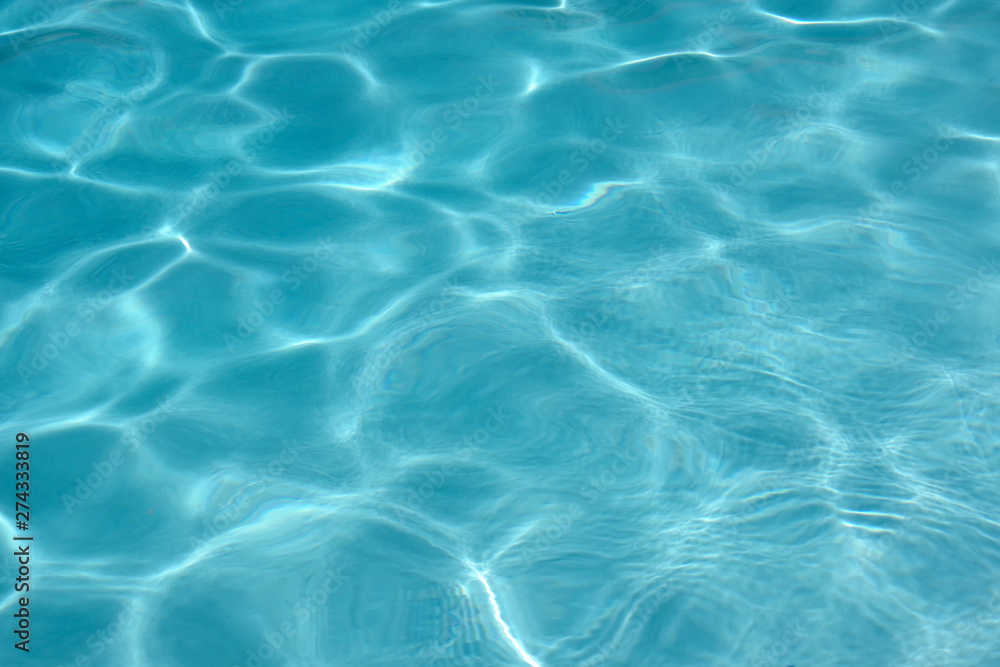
[{"xmin": 1, "ymin": 0, "xmax": 999, "ymax": 665}]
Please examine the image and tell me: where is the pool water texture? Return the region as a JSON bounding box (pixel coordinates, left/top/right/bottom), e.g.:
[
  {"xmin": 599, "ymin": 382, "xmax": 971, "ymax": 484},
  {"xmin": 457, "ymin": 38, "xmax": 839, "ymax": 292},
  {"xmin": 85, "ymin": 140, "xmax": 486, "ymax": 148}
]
[{"xmin": 1, "ymin": 0, "xmax": 999, "ymax": 666}]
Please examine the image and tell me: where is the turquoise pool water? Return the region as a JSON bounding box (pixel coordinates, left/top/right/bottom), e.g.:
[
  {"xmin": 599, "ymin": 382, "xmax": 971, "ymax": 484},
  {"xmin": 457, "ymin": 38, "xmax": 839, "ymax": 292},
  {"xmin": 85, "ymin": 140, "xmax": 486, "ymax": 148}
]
[{"xmin": 2, "ymin": 0, "xmax": 999, "ymax": 665}]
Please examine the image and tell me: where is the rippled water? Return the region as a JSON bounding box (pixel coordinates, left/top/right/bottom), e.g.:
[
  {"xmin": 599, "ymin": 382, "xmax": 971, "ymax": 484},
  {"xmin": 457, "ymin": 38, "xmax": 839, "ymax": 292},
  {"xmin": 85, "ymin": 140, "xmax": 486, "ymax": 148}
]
[{"xmin": 2, "ymin": 0, "xmax": 999, "ymax": 665}]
